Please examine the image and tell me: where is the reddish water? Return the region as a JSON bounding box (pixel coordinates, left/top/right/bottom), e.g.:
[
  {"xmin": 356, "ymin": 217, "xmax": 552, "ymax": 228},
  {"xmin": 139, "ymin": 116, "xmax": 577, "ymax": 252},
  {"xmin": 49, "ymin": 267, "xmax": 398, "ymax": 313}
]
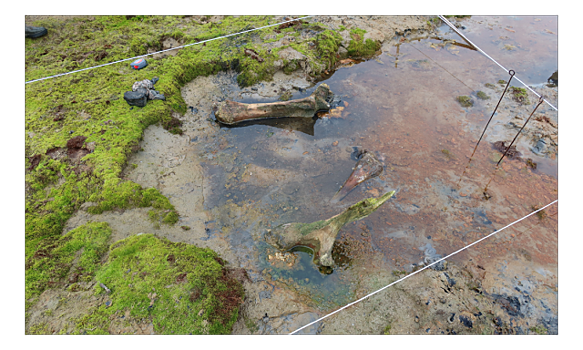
[{"xmin": 199, "ymin": 16, "xmax": 558, "ymax": 308}]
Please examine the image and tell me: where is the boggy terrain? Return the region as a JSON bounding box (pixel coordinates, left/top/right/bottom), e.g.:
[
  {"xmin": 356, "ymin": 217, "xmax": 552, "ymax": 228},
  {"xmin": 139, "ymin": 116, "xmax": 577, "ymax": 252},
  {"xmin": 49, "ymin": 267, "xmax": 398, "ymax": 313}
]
[{"xmin": 25, "ymin": 15, "xmax": 557, "ymax": 335}]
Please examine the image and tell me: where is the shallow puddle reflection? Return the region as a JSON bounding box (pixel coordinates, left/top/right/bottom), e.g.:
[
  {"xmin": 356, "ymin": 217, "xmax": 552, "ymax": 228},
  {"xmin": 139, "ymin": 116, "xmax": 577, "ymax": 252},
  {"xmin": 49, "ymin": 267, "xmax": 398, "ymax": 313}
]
[{"xmin": 197, "ymin": 16, "xmax": 557, "ymax": 309}]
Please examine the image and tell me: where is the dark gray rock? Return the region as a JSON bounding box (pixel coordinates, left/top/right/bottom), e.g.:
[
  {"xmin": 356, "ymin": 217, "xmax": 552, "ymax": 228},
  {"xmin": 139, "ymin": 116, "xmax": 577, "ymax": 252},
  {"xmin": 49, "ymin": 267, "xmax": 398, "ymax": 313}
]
[
  {"xmin": 20, "ymin": 26, "xmax": 48, "ymax": 38},
  {"xmin": 124, "ymin": 90, "xmax": 148, "ymax": 107},
  {"xmin": 130, "ymin": 80, "xmax": 165, "ymax": 101},
  {"xmin": 150, "ymin": 90, "xmax": 166, "ymax": 101},
  {"xmin": 459, "ymin": 315, "xmax": 473, "ymax": 328}
]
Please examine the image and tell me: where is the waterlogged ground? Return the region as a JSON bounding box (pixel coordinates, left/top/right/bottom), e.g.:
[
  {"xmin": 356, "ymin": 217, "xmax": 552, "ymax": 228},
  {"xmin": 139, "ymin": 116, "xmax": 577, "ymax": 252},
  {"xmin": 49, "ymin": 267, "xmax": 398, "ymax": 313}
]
[{"xmin": 60, "ymin": 16, "xmax": 558, "ymax": 334}]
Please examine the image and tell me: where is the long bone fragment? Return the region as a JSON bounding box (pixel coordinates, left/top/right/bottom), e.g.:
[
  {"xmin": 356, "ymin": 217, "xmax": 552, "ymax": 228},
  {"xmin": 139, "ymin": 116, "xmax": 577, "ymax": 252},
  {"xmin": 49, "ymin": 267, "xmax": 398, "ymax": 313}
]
[
  {"xmin": 331, "ymin": 150, "xmax": 383, "ymax": 203},
  {"xmin": 215, "ymin": 84, "xmax": 334, "ymax": 125},
  {"xmin": 264, "ymin": 190, "xmax": 395, "ymax": 267}
]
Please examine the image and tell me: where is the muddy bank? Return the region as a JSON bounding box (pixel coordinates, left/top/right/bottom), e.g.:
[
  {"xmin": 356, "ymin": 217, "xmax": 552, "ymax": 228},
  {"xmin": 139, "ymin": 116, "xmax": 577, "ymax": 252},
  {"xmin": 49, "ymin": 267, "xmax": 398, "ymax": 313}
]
[{"xmin": 25, "ymin": 15, "xmax": 557, "ymax": 335}]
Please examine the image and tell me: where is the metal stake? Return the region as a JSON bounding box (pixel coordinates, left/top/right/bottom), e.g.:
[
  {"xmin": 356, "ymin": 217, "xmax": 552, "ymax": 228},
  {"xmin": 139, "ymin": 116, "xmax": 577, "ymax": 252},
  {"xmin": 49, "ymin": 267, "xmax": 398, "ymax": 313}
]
[
  {"xmin": 484, "ymin": 95, "xmax": 545, "ymax": 192},
  {"xmin": 457, "ymin": 70, "xmax": 516, "ymax": 187}
]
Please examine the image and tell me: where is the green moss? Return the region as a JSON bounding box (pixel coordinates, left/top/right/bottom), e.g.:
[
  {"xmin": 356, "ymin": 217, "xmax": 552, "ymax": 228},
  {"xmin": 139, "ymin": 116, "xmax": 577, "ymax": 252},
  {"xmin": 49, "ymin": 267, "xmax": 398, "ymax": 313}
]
[
  {"xmin": 282, "ymin": 58, "xmax": 300, "ymax": 75},
  {"xmin": 279, "ymin": 91, "xmax": 293, "ymax": 101},
  {"xmin": 315, "ymin": 29, "xmax": 343, "ymax": 70},
  {"xmin": 84, "ymin": 181, "xmax": 178, "ymax": 224},
  {"xmin": 526, "ymin": 158, "xmax": 537, "ymax": 169},
  {"xmin": 245, "ymin": 317, "xmax": 259, "ymax": 333},
  {"xmin": 28, "ymin": 323, "xmax": 50, "ymax": 335},
  {"xmin": 532, "ymin": 205, "xmax": 547, "ymax": 220},
  {"xmin": 25, "ymin": 222, "xmax": 112, "ymax": 302},
  {"xmin": 383, "ymin": 324, "xmax": 392, "ymax": 335},
  {"xmin": 162, "ymin": 210, "xmax": 179, "ymax": 224},
  {"xmin": 510, "ymin": 87, "xmax": 530, "ymax": 105},
  {"xmin": 392, "ymin": 270, "xmax": 407, "ymax": 277},
  {"xmin": 457, "ymin": 95, "xmax": 474, "ymax": 107},
  {"xmin": 441, "ymin": 149, "xmax": 454, "ymax": 159},
  {"xmin": 237, "ymin": 46, "xmax": 279, "ymax": 87},
  {"xmin": 73, "ymin": 234, "xmax": 244, "ymax": 335},
  {"xmin": 476, "ymin": 91, "xmax": 490, "ymax": 100},
  {"xmin": 498, "ymin": 79, "xmax": 507, "ymax": 85},
  {"xmin": 347, "ymin": 28, "xmax": 381, "ymax": 58},
  {"xmin": 529, "ymin": 325, "xmax": 548, "ymax": 335},
  {"xmin": 485, "ymin": 83, "xmax": 496, "ymax": 89}
]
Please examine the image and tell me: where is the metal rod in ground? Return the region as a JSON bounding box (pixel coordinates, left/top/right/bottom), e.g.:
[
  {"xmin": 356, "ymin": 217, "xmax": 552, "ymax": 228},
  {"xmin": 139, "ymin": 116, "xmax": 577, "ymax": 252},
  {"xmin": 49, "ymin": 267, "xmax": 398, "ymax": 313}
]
[
  {"xmin": 457, "ymin": 70, "xmax": 516, "ymax": 187},
  {"xmin": 484, "ymin": 95, "xmax": 545, "ymax": 192}
]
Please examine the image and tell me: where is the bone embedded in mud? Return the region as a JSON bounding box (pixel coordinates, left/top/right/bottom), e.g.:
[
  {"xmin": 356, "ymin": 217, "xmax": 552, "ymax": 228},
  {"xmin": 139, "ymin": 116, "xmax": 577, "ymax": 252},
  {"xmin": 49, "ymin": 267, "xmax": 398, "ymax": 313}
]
[
  {"xmin": 265, "ymin": 190, "xmax": 395, "ymax": 267},
  {"xmin": 215, "ymin": 84, "xmax": 334, "ymax": 125},
  {"xmin": 331, "ymin": 150, "xmax": 383, "ymax": 203}
]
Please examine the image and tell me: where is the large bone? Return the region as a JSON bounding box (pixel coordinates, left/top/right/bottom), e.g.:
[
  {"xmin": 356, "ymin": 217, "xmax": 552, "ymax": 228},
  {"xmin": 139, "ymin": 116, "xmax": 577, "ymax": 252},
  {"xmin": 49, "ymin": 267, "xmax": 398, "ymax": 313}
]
[
  {"xmin": 265, "ymin": 190, "xmax": 395, "ymax": 267},
  {"xmin": 331, "ymin": 150, "xmax": 383, "ymax": 203},
  {"xmin": 215, "ymin": 84, "xmax": 334, "ymax": 125}
]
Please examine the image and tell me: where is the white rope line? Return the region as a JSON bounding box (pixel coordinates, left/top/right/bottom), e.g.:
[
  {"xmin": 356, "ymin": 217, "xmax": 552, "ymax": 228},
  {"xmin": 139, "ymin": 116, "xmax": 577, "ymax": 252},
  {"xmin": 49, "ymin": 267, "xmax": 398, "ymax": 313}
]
[
  {"xmin": 437, "ymin": 15, "xmax": 558, "ymax": 112},
  {"xmin": 289, "ymin": 199, "xmax": 558, "ymax": 334},
  {"xmin": 25, "ymin": 16, "xmax": 314, "ymax": 84}
]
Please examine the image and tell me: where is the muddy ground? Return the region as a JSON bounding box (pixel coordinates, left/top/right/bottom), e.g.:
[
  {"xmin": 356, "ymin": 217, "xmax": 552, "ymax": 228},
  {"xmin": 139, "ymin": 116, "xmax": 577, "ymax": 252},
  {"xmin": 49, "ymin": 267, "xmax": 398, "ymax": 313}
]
[{"xmin": 24, "ymin": 15, "xmax": 558, "ymax": 335}]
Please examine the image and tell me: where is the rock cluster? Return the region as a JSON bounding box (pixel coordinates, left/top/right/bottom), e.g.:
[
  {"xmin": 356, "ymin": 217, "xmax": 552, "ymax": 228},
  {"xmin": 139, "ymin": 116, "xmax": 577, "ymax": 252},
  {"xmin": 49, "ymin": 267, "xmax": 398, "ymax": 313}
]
[{"xmin": 124, "ymin": 78, "xmax": 166, "ymax": 107}]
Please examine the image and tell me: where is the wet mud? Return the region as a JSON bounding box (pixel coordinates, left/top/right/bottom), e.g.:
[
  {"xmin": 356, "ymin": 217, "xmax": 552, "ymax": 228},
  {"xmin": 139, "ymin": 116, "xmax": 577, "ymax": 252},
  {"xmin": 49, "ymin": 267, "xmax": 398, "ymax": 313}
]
[{"xmin": 52, "ymin": 15, "xmax": 557, "ymax": 334}]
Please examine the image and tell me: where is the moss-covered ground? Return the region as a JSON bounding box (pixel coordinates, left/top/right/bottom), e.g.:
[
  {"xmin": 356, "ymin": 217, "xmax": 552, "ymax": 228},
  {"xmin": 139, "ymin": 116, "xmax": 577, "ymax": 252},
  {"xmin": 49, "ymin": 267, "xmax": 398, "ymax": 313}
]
[
  {"xmin": 72, "ymin": 234, "xmax": 244, "ymax": 334},
  {"xmin": 25, "ymin": 222, "xmax": 112, "ymax": 304},
  {"xmin": 347, "ymin": 28, "xmax": 381, "ymax": 58},
  {"xmin": 25, "ymin": 15, "xmax": 386, "ymax": 334}
]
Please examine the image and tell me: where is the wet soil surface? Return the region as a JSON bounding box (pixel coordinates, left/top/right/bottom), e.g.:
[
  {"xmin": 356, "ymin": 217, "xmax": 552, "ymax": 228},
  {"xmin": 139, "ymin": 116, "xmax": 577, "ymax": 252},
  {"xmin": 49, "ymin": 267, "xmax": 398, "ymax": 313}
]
[{"xmin": 43, "ymin": 15, "xmax": 557, "ymax": 335}]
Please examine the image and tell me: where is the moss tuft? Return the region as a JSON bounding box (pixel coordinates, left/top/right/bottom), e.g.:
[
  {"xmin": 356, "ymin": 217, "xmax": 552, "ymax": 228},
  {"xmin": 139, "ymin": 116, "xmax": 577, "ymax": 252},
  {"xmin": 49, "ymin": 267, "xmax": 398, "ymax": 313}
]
[
  {"xmin": 315, "ymin": 29, "xmax": 343, "ymax": 70},
  {"xmin": 457, "ymin": 95, "xmax": 474, "ymax": 107},
  {"xmin": 510, "ymin": 87, "xmax": 530, "ymax": 105},
  {"xmin": 25, "ymin": 222, "xmax": 112, "ymax": 302},
  {"xmin": 279, "ymin": 91, "xmax": 293, "ymax": 101},
  {"xmin": 347, "ymin": 28, "xmax": 380, "ymax": 58},
  {"xmin": 476, "ymin": 91, "xmax": 490, "ymax": 100},
  {"xmin": 73, "ymin": 234, "xmax": 244, "ymax": 335}
]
